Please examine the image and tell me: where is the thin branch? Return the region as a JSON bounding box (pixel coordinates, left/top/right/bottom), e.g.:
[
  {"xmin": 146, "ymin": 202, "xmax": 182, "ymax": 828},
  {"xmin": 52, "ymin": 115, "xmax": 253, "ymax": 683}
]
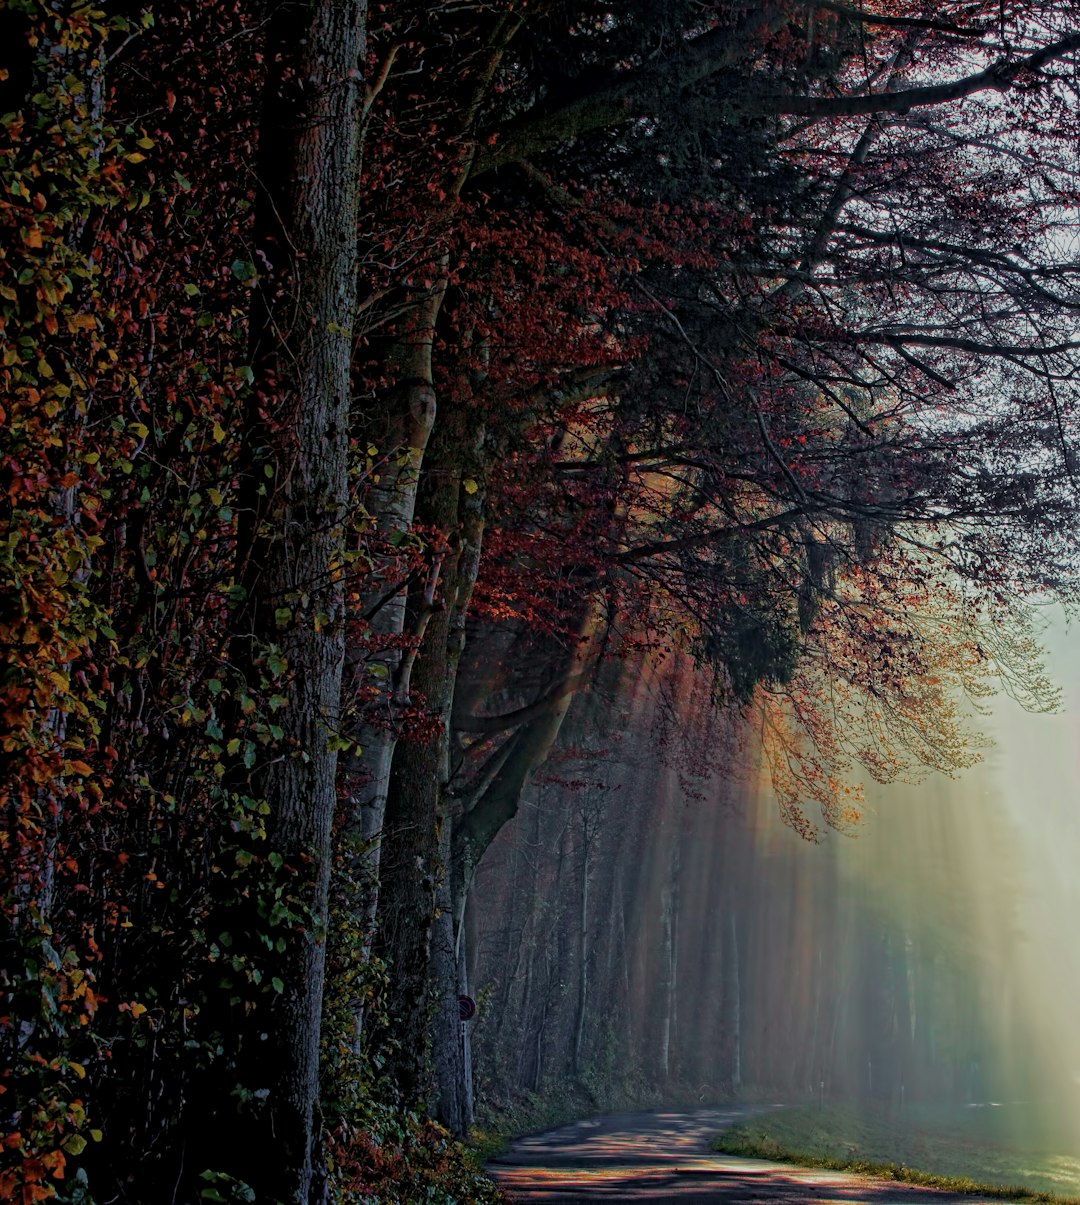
[
  {"xmin": 615, "ymin": 506, "xmax": 809, "ymax": 564},
  {"xmin": 470, "ymin": 3, "xmax": 792, "ymax": 176},
  {"xmin": 456, "ymin": 671, "xmax": 594, "ymax": 735},
  {"xmin": 363, "ymin": 44, "xmax": 401, "ymax": 120}
]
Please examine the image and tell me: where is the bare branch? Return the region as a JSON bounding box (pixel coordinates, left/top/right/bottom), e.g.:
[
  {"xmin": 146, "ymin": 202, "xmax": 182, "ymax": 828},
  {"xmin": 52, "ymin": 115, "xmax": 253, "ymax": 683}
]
[
  {"xmin": 814, "ymin": 1, "xmax": 993, "ymax": 38},
  {"xmin": 765, "ymin": 33, "xmax": 1080, "ymax": 117}
]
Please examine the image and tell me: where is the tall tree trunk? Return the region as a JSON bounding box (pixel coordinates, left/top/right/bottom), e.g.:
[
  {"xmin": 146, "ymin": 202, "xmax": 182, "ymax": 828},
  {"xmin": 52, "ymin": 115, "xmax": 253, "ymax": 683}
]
[
  {"xmin": 725, "ymin": 909, "xmax": 742, "ymax": 1094},
  {"xmin": 572, "ymin": 838, "xmax": 591, "ymax": 1079},
  {"xmin": 196, "ymin": 3, "xmax": 364, "ymax": 1199},
  {"xmin": 460, "ymin": 939, "xmax": 476, "ymax": 1127},
  {"xmin": 374, "ymin": 412, "xmax": 466, "ymax": 1104},
  {"xmin": 349, "ymin": 279, "xmax": 445, "ymax": 973},
  {"xmin": 374, "ymin": 571, "xmax": 456, "ymax": 1105},
  {"xmin": 572, "ymin": 798, "xmax": 601, "ymax": 1080},
  {"xmin": 432, "ymin": 474, "xmax": 485, "ymax": 1131},
  {"xmin": 348, "ymin": 4, "xmax": 518, "ymax": 994},
  {"xmin": 657, "ymin": 839, "xmax": 680, "ymax": 1084},
  {"xmin": 432, "ymin": 813, "xmax": 466, "ymax": 1133},
  {"xmin": 375, "ymin": 393, "xmax": 485, "ymax": 1119}
]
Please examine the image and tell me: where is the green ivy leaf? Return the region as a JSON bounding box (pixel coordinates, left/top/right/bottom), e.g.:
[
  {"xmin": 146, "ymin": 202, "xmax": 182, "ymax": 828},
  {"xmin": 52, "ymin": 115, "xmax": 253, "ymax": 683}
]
[{"xmin": 230, "ymin": 258, "xmax": 257, "ymax": 283}]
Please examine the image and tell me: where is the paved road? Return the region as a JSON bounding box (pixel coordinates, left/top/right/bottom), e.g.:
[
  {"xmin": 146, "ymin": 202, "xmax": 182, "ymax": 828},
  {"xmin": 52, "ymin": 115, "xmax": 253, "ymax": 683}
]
[{"xmin": 486, "ymin": 1107, "xmax": 1018, "ymax": 1203}]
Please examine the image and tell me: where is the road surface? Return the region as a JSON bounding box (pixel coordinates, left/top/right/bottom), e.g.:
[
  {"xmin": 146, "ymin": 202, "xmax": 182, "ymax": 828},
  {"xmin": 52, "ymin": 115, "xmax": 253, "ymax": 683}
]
[{"xmin": 486, "ymin": 1107, "xmax": 1021, "ymax": 1203}]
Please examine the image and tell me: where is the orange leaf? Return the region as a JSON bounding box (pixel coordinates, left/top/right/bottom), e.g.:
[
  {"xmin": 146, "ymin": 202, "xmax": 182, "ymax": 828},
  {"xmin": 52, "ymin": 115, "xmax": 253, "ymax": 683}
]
[
  {"xmin": 20, "ymin": 1155, "xmax": 45, "ymax": 1182},
  {"xmin": 41, "ymin": 1148, "xmax": 66, "ymax": 1179}
]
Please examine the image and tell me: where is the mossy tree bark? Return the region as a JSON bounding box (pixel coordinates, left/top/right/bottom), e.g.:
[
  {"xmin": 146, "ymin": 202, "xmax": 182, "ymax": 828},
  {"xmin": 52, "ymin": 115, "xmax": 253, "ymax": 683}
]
[{"xmin": 197, "ymin": 2, "xmax": 365, "ymax": 1199}]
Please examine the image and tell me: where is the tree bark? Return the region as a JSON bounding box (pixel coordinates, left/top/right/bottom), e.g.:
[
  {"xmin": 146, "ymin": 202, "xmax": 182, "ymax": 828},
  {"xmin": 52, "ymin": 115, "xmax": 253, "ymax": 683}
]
[
  {"xmin": 348, "ymin": 1, "xmax": 517, "ymax": 991},
  {"xmin": 374, "ymin": 558, "xmax": 457, "ymax": 1106},
  {"xmin": 196, "ymin": 2, "xmax": 364, "ymax": 1199},
  {"xmin": 348, "ymin": 278, "xmax": 445, "ymax": 982},
  {"xmin": 572, "ymin": 826, "xmax": 591, "ymax": 1079},
  {"xmin": 432, "ymin": 812, "xmax": 466, "ymax": 1133},
  {"xmin": 657, "ymin": 839, "xmax": 680, "ymax": 1084},
  {"xmin": 374, "ymin": 407, "xmax": 478, "ymax": 1104},
  {"xmin": 433, "ymin": 489, "xmax": 485, "ymax": 1132}
]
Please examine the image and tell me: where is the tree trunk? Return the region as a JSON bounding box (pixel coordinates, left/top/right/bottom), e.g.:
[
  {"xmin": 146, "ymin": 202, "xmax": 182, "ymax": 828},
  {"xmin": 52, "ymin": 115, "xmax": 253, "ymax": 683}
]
[
  {"xmin": 572, "ymin": 802, "xmax": 598, "ymax": 1080},
  {"xmin": 374, "ymin": 410, "xmax": 471, "ymax": 1104},
  {"xmin": 656, "ymin": 835, "xmax": 681, "ymax": 1085},
  {"xmin": 194, "ymin": 3, "xmax": 364, "ymax": 1199},
  {"xmin": 349, "ymin": 279, "xmax": 445, "ymax": 967},
  {"xmin": 460, "ymin": 940, "xmax": 476, "ymax": 1127},
  {"xmin": 572, "ymin": 843, "xmax": 590, "ymax": 1079},
  {"xmin": 374, "ymin": 572, "xmax": 456, "ymax": 1105},
  {"xmin": 432, "ymin": 476, "xmax": 485, "ymax": 1130},
  {"xmin": 727, "ymin": 910, "xmax": 741, "ymax": 1095},
  {"xmin": 348, "ymin": 0, "xmax": 522, "ymax": 999},
  {"xmin": 432, "ymin": 812, "xmax": 466, "ymax": 1133}
]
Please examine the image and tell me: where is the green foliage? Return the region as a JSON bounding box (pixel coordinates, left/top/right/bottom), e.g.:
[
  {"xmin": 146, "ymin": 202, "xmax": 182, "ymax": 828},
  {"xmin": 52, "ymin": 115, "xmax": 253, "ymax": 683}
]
[
  {"xmin": 197, "ymin": 1169, "xmax": 257, "ymax": 1203},
  {"xmin": 0, "ymin": 1, "xmax": 147, "ymax": 1196},
  {"xmin": 699, "ymin": 603, "xmax": 801, "ymax": 705}
]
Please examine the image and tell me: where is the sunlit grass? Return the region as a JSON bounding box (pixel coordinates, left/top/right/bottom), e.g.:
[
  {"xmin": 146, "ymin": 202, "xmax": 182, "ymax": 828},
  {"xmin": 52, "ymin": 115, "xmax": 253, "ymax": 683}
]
[{"xmin": 713, "ymin": 1103, "xmax": 1080, "ymax": 1203}]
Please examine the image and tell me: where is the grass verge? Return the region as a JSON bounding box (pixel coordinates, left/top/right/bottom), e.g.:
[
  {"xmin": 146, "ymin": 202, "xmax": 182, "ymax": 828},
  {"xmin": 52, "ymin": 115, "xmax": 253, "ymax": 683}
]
[
  {"xmin": 714, "ymin": 1105, "xmax": 1080, "ymax": 1204},
  {"xmin": 470, "ymin": 1084, "xmax": 630, "ymax": 1164}
]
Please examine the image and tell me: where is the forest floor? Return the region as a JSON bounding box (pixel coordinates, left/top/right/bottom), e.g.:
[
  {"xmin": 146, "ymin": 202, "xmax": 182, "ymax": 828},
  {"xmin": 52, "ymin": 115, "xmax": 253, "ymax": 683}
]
[{"xmin": 486, "ymin": 1107, "xmax": 1071, "ymax": 1203}]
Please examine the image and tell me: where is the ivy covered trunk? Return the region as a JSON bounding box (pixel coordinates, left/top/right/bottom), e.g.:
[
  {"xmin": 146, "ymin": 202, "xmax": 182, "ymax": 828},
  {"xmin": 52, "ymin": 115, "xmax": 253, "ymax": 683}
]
[{"xmin": 191, "ymin": 2, "xmax": 365, "ymax": 1199}]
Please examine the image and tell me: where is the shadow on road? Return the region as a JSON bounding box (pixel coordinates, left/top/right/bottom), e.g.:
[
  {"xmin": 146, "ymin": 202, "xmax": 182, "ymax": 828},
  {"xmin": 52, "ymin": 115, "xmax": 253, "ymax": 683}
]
[{"xmin": 487, "ymin": 1108, "xmax": 1019, "ymax": 1203}]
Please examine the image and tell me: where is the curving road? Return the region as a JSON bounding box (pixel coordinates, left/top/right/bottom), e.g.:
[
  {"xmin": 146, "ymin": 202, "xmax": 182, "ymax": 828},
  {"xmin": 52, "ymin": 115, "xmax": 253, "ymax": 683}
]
[{"xmin": 486, "ymin": 1108, "xmax": 1021, "ymax": 1203}]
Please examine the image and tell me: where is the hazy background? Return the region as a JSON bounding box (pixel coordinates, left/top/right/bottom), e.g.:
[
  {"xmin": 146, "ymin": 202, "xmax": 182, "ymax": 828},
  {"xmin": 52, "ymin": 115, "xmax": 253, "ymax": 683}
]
[{"xmin": 471, "ymin": 610, "xmax": 1080, "ymax": 1170}]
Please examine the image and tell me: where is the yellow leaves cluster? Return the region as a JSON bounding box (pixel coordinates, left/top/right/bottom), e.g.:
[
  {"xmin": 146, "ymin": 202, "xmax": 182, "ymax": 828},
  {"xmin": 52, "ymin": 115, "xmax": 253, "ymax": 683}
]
[{"xmin": 754, "ymin": 565, "xmax": 1055, "ymax": 836}]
